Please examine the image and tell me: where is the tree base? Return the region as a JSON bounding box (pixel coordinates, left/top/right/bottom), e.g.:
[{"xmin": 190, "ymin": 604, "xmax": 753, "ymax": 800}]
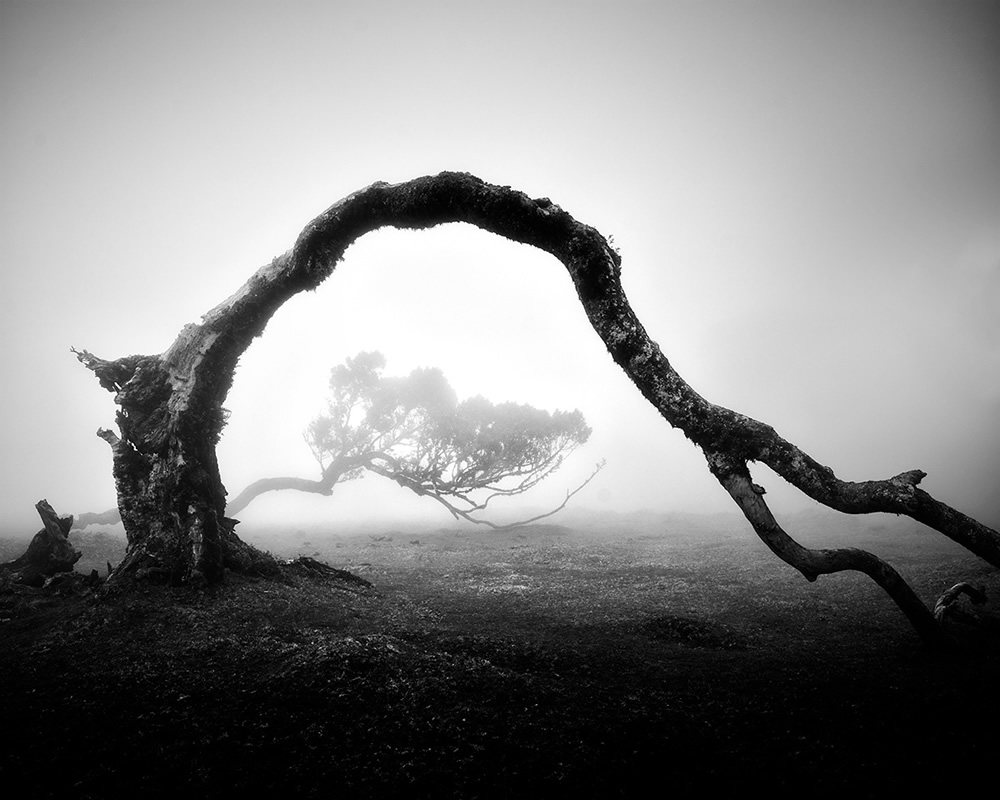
[{"xmin": 104, "ymin": 526, "xmax": 280, "ymax": 589}]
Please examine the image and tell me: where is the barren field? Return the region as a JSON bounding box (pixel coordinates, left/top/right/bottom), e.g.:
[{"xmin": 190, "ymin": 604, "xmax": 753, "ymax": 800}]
[{"xmin": 2, "ymin": 511, "xmax": 998, "ymax": 798}]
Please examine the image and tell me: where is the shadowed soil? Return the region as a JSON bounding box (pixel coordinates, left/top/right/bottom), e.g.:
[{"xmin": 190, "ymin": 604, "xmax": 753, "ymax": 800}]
[{"xmin": 2, "ymin": 515, "xmax": 998, "ymax": 798}]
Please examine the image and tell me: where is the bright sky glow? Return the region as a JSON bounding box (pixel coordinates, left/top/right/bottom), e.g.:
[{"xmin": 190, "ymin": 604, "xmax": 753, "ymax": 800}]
[{"xmin": 1, "ymin": 1, "xmax": 998, "ymax": 534}]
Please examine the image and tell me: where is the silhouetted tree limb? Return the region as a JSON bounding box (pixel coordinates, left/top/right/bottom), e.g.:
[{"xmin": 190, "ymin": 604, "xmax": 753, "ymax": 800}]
[
  {"xmin": 226, "ymin": 476, "xmax": 338, "ymax": 516},
  {"xmin": 74, "ymin": 172, "xmax": 998, "ymax": 644}
]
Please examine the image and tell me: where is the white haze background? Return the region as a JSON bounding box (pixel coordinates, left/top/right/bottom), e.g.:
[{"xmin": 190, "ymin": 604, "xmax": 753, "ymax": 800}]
[{"xmin": 1, "ymin": 1, "xmax": 998, "ymax": 536}]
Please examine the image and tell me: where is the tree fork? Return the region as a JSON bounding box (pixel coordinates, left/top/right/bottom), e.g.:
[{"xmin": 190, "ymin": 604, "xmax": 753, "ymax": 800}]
[
  {"xmin": 76, "ymin": 172, "xmax": 997, "ymax": 641},
  {"xmin": 705, "ymin": 453, "xmax": 949, "ymax": 648}
]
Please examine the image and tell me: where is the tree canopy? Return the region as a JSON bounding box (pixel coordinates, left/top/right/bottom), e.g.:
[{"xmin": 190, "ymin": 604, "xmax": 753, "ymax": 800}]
[{"xmin": 226, "ymin": 351, "xmax": 599, "ymax": 527}]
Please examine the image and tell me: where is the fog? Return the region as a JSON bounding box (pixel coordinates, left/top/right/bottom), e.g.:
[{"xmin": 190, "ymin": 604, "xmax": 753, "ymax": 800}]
[{"xmin": 2, "ymin": 1, "xmax": 998, "ymax": 537}]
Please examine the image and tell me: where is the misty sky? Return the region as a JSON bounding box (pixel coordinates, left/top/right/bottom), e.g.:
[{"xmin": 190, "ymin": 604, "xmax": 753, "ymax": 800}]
[{"xmin": 1, "ymin": 0, "xmax": 998, "ymax": 535}]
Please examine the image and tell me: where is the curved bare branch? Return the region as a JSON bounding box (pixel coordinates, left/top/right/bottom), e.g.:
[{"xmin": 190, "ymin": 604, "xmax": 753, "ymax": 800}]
[
  {"xmin": 225, "ymin": 455, "xmax": 368, "ymax": 517},
  {"xmin": 225, "ymin": 476, "xmax": 334, "ymax": 517}
]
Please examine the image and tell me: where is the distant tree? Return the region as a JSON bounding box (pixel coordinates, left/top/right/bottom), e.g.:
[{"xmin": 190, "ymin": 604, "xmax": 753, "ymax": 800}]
[
  {"xmin": 73, "ymin": 172, "xmax": 998, "ymax": 649},
  {"xmin": 225, "ymin": 351, "xmax": 601, "ymax": 525}
]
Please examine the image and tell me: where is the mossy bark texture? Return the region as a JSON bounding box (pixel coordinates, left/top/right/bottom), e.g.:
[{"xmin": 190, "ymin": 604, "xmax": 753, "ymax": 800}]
[{"xmin": 78, "ymin": 173, "xmax": 997, "ymax": 642}]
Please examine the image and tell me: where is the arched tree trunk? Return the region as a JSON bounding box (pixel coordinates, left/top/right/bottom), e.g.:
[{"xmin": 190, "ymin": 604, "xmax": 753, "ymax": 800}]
[{"xmin": 77, "ymin": 172, "xmax": 998, "ymax": 642}]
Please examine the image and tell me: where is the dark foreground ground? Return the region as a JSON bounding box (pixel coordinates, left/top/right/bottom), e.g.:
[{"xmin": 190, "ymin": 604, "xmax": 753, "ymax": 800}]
[{"xmin": 2, "ymin": 511, "xmax": 999, "ymax": 798}]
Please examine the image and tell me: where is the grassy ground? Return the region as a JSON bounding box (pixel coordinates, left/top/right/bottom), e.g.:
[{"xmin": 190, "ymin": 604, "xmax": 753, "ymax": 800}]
[{"xmin": 2, "ymin": 513, "xmax": 998, "ymax": 798}]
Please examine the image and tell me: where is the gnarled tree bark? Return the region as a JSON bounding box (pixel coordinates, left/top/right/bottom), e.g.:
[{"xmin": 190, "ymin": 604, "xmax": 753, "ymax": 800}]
[{"xmin": 77, "ymin": 172, "xmax": 997, "ymax": 644}]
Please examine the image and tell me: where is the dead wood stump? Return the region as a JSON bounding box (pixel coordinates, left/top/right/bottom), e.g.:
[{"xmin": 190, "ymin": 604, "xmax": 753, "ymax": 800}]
[{"xmin": 0, "ymin": 500, "xmax": 81, "ymax": 587}]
